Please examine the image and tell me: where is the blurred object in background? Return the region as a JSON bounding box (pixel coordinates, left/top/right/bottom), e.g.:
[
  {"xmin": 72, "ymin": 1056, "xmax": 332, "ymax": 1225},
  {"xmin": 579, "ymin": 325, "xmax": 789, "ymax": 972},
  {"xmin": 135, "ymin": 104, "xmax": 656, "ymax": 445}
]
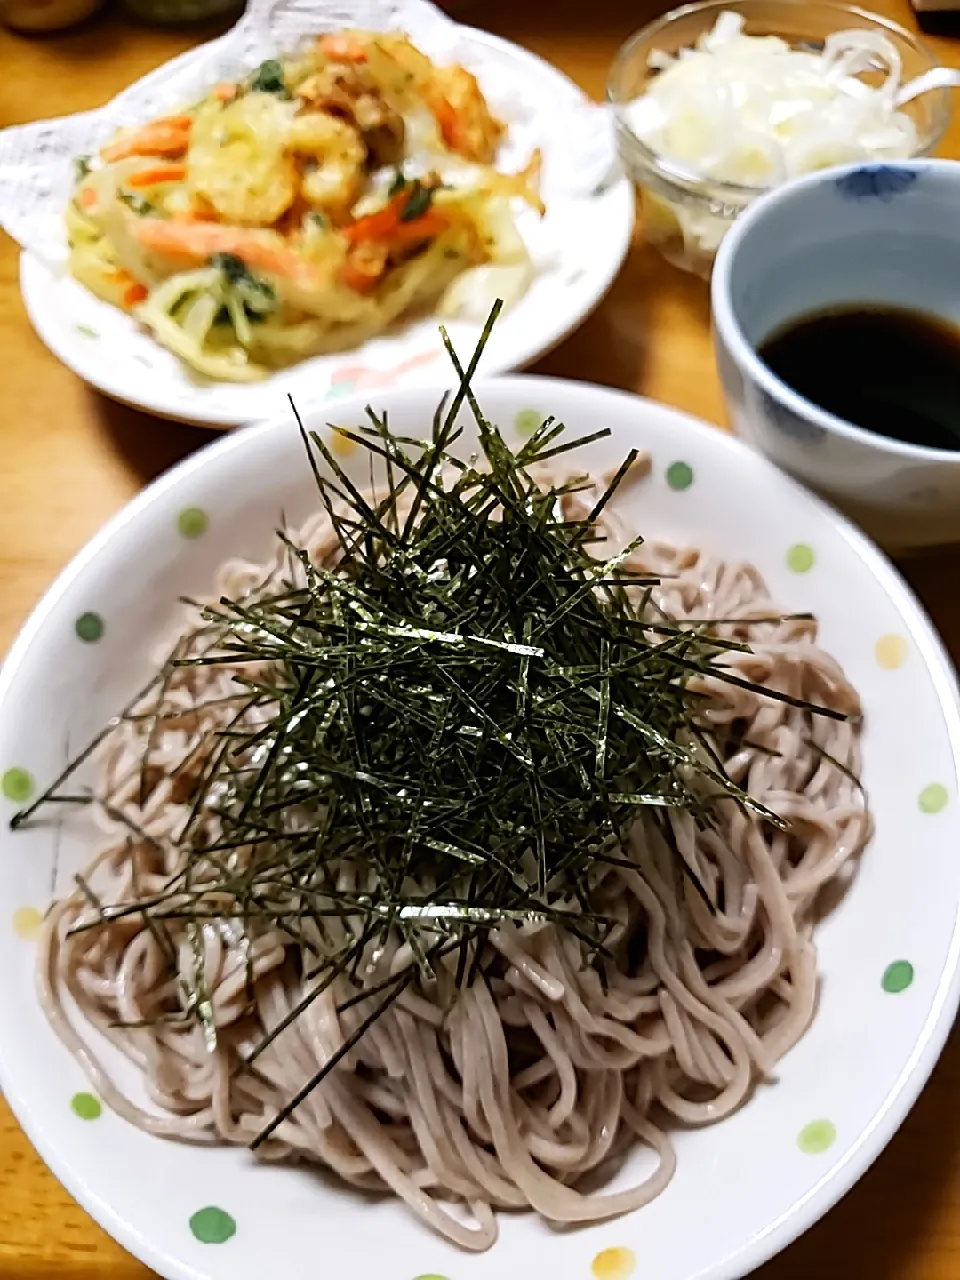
[
  {"xmin": 114, "ymin": 0, "xmax": 473, "ymax": 28},
  {"xmin": 117, "ymin": 0, "xmax": 242, "ymax": 21},
  {"xmin": 0, "ymin": 0, "xmax": 103, "ymax": 30},
  {"xmin": 908, "ymin": 0, "xmax": 960, "ymax": 37},
  {"xmin": 909, "ymin": 0, "xmax": 959, "ymax": 14},
  {"xmin": 0, "ymin": 0, "xmax": 480, "ymax": 31}
]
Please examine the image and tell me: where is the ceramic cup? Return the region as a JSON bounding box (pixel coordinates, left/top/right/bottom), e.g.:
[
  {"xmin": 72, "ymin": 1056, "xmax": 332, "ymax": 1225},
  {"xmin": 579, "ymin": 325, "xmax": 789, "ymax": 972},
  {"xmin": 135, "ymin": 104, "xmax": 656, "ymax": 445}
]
[{"xmin": 711, "ymin": 159, "xmax": 960, "ymax": 552}]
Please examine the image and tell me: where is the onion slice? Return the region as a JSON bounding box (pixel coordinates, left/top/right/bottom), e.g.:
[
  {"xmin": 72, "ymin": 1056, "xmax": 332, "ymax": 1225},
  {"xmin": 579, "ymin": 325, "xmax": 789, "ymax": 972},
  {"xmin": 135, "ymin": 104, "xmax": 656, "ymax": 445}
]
[{"xmin": 622, "ymin": 11, "xmax": 918, "ymax": 187}]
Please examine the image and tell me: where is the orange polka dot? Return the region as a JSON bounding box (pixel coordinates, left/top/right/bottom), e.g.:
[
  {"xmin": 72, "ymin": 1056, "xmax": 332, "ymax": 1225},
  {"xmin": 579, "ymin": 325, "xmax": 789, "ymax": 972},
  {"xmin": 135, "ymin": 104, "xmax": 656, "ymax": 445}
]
[
  {"xmin": 592, "ymin": 1246, "xmax": 636, "ymax": 1280},
  {"xmin": 875, "ymin": 634, "xmax": 908, "ymax": 670},
  {"xmin": 12, "ymin": 906, "xmax": 43, "ymax": 940}
]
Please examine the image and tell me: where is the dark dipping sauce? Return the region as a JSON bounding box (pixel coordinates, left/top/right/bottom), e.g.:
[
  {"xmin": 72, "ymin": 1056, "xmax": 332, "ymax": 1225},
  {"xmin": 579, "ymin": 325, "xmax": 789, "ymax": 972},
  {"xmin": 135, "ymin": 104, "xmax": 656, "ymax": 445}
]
[{"xmin": 758, "ymin": 305, "xmax": 960, "ymax": 452}]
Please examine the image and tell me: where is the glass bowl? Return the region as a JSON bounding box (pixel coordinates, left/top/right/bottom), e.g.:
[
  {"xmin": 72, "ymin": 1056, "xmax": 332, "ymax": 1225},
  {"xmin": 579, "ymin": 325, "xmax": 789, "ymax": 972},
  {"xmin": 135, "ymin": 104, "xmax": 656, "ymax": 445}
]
[{"xmin": 607, "ymin": 0, "xmax": 952, "ymax": 277}]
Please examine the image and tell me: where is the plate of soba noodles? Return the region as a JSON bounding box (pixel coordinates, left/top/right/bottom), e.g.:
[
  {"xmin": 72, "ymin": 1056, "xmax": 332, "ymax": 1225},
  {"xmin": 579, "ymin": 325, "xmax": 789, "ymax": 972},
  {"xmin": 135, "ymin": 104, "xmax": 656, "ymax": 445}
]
[{"xmin": 1, "ymin": 332, "xmax": 959, "ymax": 1280}]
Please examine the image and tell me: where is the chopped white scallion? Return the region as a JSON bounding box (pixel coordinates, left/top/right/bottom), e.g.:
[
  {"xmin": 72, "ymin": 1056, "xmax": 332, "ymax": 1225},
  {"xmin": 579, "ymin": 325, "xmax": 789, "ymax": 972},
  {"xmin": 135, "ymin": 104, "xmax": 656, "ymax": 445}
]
[{"xmin": 624, "ymin": 11, "xmax": 918, "ymax": 188}]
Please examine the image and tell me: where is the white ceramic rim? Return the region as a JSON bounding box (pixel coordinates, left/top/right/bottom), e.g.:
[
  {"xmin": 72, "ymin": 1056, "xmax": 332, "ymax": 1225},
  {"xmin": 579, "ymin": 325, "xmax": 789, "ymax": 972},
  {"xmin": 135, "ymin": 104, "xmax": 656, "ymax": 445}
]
[
  {"xmin": 18, "ymin": 29, "xmax": 634, "ymax": 429},
  {"xmin": 2, "ymin": 375, "xmax": 960, "ymax": 1279},
  {"xmin": 711, "ymin": 157, "xmax": 960, "ymax": 465}
]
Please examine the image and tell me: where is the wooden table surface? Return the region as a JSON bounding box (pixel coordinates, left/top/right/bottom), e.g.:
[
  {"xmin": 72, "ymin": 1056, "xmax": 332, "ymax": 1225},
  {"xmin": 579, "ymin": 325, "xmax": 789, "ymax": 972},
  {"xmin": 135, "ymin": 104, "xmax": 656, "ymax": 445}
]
[{"xmin": 2, "ymin": 0, "xmax": 960, "ymax": 1275}]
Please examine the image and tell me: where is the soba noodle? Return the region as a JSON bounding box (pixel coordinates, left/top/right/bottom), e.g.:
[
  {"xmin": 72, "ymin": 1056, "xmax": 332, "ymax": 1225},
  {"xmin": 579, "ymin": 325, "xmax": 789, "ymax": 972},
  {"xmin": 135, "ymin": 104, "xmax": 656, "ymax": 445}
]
[{"xmin": 36, "ymin": 487, "xmax": 870, "ymax": 1252}]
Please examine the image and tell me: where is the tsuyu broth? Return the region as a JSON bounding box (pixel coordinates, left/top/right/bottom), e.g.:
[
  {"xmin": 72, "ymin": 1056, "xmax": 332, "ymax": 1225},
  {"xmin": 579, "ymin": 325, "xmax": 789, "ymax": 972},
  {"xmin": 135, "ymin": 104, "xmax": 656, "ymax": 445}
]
[{"xmin": 758, "ymin": 305, "xmax": 960, "ymax": 452}]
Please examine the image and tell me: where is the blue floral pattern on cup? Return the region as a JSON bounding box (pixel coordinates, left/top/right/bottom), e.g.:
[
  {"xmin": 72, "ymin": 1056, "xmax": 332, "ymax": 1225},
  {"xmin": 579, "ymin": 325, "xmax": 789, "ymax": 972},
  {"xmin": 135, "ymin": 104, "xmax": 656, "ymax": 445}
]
[
  {"xmin": 835, "ymin": 166, "xmax": 919, "ymax": 201},
  {"xmin": 759, "ymin": 389, "xmax": 827, "ymax": 445}
]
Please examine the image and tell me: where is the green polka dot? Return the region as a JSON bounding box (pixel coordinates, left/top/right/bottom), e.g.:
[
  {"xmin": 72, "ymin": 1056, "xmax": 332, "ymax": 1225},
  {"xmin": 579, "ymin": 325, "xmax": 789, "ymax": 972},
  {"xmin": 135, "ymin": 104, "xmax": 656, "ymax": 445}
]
[
  {"xmin": 919, "ymin": 783, "xmax": 949, "ymax": 815},
  {"xmin": 787, "ymin": 543, "xmax": 815, "ymax": 573},
  {"xmin": 882, "ymin": 960, "xmax": 914, "ymax": 994},
  {"xmin": 189, "ymin": 1206, "xmax": 236, "ymax": 1244},
  {"xmin": 70, "ymin": 1092, "xmax": 102, "ymax": 1121},
  {"xmin": 797, "ymin": 1119, "xmax": 836, "ymax": 1154},
  {"xmin": 514, "ymin": 408, "xmax": 541, "ymax": 437},
  {"xmin": 2, "ymin": 767, "xmax": 33, "ymax": 803},
  {"xmin": 177, "ymin": 507, "xmax": 209, "ymax": 539},
  {"xmin": 74, "ymin": 612, "xmax": 104, "ymax": 643},
  {"xmin": 413, "ymin": 1275, "xmax": 451, "ymax": 1280},
  {"xmin": 666, "ymin": 461, "xmax": 694, "ymax": 491}
]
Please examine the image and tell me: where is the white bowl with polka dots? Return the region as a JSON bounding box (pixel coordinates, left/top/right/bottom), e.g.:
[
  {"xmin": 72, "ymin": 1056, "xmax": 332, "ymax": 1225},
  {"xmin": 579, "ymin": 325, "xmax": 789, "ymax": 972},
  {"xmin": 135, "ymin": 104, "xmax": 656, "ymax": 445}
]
[{"xmin": 1, "ymin": 375, "xmax": 959, "ymax": 1280}]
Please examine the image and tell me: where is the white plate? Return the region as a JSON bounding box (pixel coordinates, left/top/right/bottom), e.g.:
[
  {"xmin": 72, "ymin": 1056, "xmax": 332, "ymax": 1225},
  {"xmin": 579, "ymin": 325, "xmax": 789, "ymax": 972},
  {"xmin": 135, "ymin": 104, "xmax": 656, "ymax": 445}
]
[
  {"xmin": 1, "ymin": 376, "xmax": 959, "ymax": 1280},
  {"xmin": 19, "ymin": 30, "xmax": 633, "ymax": 429}
]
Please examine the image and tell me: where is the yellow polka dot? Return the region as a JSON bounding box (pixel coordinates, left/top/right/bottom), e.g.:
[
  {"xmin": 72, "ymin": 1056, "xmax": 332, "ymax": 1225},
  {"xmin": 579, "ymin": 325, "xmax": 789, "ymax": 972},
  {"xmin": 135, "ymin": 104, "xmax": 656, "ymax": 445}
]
[
  {"xmin": 330, "ymin": 428, "xmax": 358, "ymax": 458},
  {"xmin": 875, "ymin": 634, "xmax": 909, "ymax": 670},
  {"xmin": 12, "ymin": 906, "xmax": 43, "ymax": 940},
  {"xmin": 591, "ymin": 1247, "xmax": 636, "ymax": 1280}
]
